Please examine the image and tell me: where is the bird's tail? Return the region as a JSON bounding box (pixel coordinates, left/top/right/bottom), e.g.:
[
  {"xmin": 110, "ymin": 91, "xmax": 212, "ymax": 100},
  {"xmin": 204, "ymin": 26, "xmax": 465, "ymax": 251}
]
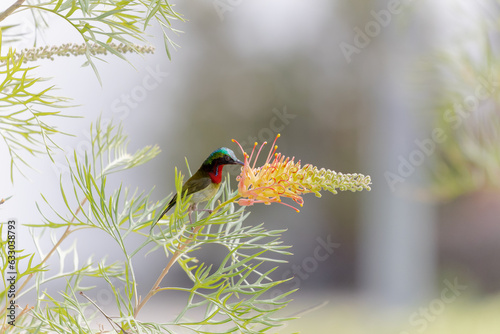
[{"xmin": 150, "ymin": 199, "xmax": 175, "ymax": 230}]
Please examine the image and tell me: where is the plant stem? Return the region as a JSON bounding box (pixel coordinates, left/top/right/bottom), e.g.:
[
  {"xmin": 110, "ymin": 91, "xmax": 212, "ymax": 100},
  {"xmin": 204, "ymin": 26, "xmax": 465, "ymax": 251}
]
[
  {"xmin": 9, "ymin": 198, "xmax": 87, "ymax": 305},
  {"xmin": 0, "ymin": 0, "xmax": 25, "ymax": 22},
  {"xmin": 133, "ymin": 225, "xmax": 202, "ymax": 318},
  {"xmin": 0, "ymin": 196, "xmax": 88, "ymax": 323},
  {"xmin": 133, "ymin": 195, "xmax": 239, "ymax": 318},
  {"xmin": 79, "ymin": 291, "xmax": 127, "ymax": 333}
]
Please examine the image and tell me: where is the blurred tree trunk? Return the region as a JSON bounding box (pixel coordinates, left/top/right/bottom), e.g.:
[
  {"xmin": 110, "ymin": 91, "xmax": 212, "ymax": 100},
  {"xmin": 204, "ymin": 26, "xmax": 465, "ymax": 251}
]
[{"xmin": 353, "ymin": 0, "xmax": 438, "ymax": 309}]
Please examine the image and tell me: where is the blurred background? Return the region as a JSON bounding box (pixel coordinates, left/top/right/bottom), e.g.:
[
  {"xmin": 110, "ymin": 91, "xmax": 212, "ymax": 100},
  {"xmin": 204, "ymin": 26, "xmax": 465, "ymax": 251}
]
[{"xmin": 4, "ymin": 0, "xmax": 500, "ymax": 332}]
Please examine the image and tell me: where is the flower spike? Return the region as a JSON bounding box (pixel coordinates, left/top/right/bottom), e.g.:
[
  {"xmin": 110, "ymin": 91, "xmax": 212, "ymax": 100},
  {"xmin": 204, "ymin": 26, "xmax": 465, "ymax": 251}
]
[{"xmin": 233, "ymin": 135, "xmax": 371, "ymax": 211}]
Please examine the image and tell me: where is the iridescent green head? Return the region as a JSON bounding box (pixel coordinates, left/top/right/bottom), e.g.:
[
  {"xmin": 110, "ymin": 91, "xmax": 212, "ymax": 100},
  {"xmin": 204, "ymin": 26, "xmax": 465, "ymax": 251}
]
[{"xmin": 203, "ymin": 147, "xmax": 243, "ymax": 169}]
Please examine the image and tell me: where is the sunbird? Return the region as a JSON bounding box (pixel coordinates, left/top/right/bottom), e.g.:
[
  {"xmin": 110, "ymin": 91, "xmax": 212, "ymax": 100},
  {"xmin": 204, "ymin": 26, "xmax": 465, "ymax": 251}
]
[{"xmin": 152, "ymin": 147, "xmax": 244, "ymax": 227}]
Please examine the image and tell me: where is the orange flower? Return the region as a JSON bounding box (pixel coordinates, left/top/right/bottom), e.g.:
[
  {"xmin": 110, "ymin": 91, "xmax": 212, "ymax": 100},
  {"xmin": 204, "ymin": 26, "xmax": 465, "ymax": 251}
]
[{"xmin": 232, "ymin": 135, "xmax": 371, "ymax": 212}]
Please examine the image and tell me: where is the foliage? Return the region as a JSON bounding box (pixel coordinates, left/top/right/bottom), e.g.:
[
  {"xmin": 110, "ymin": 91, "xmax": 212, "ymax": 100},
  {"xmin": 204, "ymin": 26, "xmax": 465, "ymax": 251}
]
[
  {"xmin": 0, "ymin": 47, "xmax": 71, "ymax": 181},
  {"xmin": 429, "ymin": 12, "xmax": 500, "ymax": 200},
  {"xmin": 2, "ymin": 0, "xmax": 182, "ymax": 63},
  {"xmin": 0, "ymin": 1, "xmax": 369, "ymax": 332},
  {"xmin": 0, "ymin": 119, "xmax": 295, "ymax": 333},
  {"xmin": 0, "ymin": 0, "xmax": 182, "ymax": 180}
]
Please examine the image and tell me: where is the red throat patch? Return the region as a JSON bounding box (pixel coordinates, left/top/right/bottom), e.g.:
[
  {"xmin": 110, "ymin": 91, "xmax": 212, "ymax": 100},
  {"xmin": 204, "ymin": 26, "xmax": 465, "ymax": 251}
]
[{"xmin": 209, "ymin": 165, "xmax": 224, "ymax": 184}]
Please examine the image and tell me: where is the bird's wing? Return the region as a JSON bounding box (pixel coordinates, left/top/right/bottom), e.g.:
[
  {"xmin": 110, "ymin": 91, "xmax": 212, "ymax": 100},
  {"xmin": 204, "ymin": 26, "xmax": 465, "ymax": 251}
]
[
  {"xmin": 151, "ymin": 175, "xmax": 213, "ymax": 230},
  {"xmin": 182, "ymin": 175, "xmax": 212, "ymax": 197}
]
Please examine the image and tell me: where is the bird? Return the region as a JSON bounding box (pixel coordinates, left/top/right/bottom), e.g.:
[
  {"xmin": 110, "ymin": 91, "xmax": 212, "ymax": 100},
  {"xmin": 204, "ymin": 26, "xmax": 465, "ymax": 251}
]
[{"xmin": 152, "ymin": 147, "xmax": 244, "ymax": 228}]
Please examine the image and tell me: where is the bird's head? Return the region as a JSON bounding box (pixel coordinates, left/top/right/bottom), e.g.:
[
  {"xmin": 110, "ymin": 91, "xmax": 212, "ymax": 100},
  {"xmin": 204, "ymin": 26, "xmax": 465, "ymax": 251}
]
[
  {"xmin": 203, "ymin": 147, "xmax": 244, "ymax": 168},
  {"xmin": 201, "ymin": 147, "xmax": 244, "ymax": 182}
]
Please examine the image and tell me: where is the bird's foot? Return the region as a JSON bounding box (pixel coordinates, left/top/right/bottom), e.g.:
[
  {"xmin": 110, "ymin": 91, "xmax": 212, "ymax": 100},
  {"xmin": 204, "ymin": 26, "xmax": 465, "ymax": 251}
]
[
  {"xmin": 187, "ymin": 204, "xmax": 214, "ymax": 225},
  {"xmin": 189, "ymin": 203, "xmax": 213, "ymax": 214}
]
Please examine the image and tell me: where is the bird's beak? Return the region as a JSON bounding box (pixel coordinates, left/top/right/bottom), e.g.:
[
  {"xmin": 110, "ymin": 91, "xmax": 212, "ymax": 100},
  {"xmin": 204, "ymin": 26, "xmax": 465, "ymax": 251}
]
[{"xmin": 234, "ymin": 159, "xmax": 244, "ymax": 166}]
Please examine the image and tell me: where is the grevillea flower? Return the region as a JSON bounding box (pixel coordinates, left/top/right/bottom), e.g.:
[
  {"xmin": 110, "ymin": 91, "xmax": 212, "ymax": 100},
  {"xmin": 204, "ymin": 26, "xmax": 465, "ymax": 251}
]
[{"xmin": 232, "ymin": 135, "xmax": 371, "ymax": 212}]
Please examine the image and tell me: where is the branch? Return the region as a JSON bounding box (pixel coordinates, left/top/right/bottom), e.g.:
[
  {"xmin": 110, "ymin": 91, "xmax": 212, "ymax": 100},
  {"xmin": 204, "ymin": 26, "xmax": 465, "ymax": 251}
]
[
  {"xmin": 4, "ymin": 198, "xmax": 88, "ymax": 313},
  {"xmin": 79, "ymin": 291, "xmax": 130, "ymax": 334},
  {"xmin": 0, "ymin": 0, "xmax": 25, "ymax": 22},
  {"xmin": 133, "ymin": 225, "xmax": 202, "ymax": 318},
  {"xmin": 133, "ymin": 196, "xmax": 239, "ymax": 318}
]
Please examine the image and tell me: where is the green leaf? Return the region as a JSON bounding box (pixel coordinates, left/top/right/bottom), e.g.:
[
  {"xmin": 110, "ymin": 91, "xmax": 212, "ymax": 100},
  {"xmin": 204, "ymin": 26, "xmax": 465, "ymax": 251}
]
[{"xmin": 0, "ymin": 48, "xmax": 72, "ymax": 182}]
